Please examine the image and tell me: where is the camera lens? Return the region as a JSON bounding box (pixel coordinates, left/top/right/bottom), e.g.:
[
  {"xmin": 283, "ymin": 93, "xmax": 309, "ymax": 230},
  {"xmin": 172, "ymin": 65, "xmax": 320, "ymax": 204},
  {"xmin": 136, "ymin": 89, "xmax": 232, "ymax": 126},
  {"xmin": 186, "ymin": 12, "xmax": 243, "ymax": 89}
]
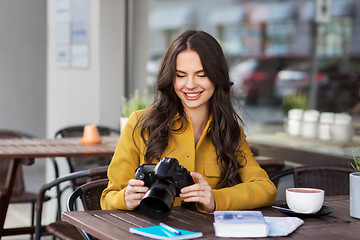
[{"xmin": 140, "ymin": 179, "xmax": 176, "ymax": 221}]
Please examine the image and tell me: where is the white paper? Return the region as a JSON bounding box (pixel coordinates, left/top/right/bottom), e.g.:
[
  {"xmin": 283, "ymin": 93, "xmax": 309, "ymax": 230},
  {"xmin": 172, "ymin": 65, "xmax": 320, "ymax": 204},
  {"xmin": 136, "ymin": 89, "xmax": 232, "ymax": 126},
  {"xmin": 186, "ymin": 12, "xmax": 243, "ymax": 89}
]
[
  {"xmin": 72, "ymin": 21, "xmax": 88, "ymax": 44},
  {"xmin": 71, "ymin": 44, "xmax": 89, "ymax": 68},
  {"xmin": 55, "ymin": 0, "xmax": 71, "ymax": 66},
  {"xmin": 72, "ymin": 0, "xmax": 88, "ymax": 44},
  {"xmin": 56, "ymin": 45, "xmax": 70, "ymax": 67},
  {"xmin": 72, "ymin": 0, "xmax": 88, "ymax": 22},
  {"xmin": 265, "ymin": 217, "xmax": 304, "ymax": 237},
  {"xmin": 56, "ymin": 22, "xmax": 71, "ymax": 44},
  {"xmin": 55, "ymin": 0, "xmax": 71, "ymax": 22}
]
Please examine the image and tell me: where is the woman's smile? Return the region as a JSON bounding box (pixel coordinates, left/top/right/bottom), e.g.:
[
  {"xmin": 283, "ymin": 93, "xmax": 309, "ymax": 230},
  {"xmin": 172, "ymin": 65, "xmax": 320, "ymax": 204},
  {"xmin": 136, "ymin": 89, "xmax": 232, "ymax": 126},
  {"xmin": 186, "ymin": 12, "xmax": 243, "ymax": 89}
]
[{"xmin": 183, "ymin": 91, "xmax": 204, "ymax": 100}]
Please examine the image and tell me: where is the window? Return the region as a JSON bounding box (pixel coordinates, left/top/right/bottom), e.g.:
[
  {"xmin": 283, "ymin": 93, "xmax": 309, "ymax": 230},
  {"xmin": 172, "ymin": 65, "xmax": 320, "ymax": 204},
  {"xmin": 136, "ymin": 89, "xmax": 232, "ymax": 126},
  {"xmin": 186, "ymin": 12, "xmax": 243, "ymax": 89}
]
[
  {"xmin": 266, "ymin": 20, "xmax": 295, "ymax": 55},
  {"xmin": 318, "ymin": 17, "xmax": 352, "ymax": 56}
]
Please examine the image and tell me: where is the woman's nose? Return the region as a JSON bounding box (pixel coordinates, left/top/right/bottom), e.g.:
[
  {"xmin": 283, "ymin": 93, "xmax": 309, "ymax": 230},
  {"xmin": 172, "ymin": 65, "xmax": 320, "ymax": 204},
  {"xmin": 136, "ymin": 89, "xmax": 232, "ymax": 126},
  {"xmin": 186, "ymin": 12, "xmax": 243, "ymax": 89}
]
[{"xmin": 185, "ymin": 76, "xmax": 196, "ymax": 89}]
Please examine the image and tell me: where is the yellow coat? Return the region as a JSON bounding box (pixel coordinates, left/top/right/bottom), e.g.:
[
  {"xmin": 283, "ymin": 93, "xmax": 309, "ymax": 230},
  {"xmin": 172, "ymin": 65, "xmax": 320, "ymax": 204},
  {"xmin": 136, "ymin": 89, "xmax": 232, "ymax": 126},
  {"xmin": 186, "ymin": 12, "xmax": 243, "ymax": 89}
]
[{"xmin": 100, "ymin": 110, "xmax": 277, "ymax": 212}]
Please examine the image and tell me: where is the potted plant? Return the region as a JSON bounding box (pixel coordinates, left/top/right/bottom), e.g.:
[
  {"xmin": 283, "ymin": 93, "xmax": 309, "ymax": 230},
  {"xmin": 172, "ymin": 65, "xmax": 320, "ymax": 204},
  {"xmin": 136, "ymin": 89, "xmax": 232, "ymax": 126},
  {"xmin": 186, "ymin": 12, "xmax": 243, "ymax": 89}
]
[
  {"xmin": 350, "ymin": 151, "xmax": 360, "ymax": 219},
  {"xmin": 281, "ymin": 93, "xmax": 309, "ymax": 114},
  {"xmin": 120, "ymin": 89, "xmax": 148, "ymax": 131}
]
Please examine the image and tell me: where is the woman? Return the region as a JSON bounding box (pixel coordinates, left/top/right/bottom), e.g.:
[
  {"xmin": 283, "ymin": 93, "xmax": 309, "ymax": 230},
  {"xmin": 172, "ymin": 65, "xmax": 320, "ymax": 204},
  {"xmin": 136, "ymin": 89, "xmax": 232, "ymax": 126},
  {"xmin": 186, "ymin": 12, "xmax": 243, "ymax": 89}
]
[{"xmin": 101, "ymin": 30, "xmax": 277, "ymax": 213}]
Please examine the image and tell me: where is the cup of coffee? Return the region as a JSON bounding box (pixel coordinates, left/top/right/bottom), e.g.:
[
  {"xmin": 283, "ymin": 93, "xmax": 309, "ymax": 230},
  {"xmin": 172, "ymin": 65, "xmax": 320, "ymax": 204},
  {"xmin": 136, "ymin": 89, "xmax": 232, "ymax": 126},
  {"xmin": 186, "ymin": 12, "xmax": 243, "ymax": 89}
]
[
  {"xmin": 286, "ymin": 188, "xmax": 324, "ymax": 214},
  {"xmin": 80, "ymin": 125, "xmax": 102, "ymax": 145}
]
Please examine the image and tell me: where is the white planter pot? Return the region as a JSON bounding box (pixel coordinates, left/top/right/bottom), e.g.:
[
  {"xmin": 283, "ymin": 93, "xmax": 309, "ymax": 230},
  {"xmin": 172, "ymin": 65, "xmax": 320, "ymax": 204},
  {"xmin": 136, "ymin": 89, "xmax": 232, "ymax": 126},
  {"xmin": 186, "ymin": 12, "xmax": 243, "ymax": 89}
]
[
  {"xmin": 286, "ymin": 118, "xmax": 302, "ymax": 136},
  {"xmin": 120, "ymin": 117, "xmax": 128, "ymax": 132},
  {"xmin": 350, "ymin": 172, "xmax": 360, "ymax": 219},
  {"xmin": 301, "ymin": 120, "xmax": 318, "ymax": 138}
]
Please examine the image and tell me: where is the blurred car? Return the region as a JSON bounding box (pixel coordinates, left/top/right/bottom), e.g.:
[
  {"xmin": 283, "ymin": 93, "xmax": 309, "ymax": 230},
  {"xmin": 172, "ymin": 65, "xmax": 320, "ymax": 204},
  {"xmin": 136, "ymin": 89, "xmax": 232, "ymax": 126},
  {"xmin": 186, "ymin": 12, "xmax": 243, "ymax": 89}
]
[
  {"xmin": 273, "ymin": 58, "xmax": 360, "ymax": 112},
  {"xmin": 230, "ymin": 56, "xmax": 307, "ymax": 105},
  {"xmin": 273, "ymin": 62, "xmax": 329, "ymax": 98}
]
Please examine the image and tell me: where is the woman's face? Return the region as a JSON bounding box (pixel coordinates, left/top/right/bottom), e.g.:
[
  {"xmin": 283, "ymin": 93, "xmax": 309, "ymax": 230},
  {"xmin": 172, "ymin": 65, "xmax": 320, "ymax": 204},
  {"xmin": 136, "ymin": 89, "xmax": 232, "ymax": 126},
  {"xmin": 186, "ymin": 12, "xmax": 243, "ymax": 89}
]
[{"xmin": 174, "ymin": 50, "xmax": 215, "ymax": 115}]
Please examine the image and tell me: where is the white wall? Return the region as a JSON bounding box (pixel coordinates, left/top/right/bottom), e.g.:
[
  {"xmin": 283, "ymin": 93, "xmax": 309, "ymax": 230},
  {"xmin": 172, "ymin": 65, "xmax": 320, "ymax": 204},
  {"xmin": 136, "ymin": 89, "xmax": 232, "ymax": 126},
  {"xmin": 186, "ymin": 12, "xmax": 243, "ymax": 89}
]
[
  {"xmin": 0, "ymin": 0, "xmax": 47, "ymax": 137},
  {"xmin": 47, "ymin": 0, "xmax": 149, "ymax": 137},
  {"xmin": 47, "ymin": 0, "xmax": 126, "ymax": 138}
]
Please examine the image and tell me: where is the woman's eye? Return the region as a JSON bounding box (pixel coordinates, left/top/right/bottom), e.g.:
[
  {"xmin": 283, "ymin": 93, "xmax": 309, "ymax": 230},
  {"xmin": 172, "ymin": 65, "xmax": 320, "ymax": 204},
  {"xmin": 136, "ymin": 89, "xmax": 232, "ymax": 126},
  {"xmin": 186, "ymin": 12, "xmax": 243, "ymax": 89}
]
[
  {"xmin": 198, "ymin": 74, "xmax": 207, "ymax": 77},
  {"xmin": 176, "ymin": 74, "xmax": 185, "ymax": 78}
]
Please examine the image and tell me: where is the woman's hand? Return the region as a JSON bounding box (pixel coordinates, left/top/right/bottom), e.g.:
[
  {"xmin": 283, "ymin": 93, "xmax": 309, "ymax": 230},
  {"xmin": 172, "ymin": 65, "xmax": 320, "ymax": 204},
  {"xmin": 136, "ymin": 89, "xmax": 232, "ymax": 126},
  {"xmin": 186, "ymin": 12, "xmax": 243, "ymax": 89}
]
[
  {"xmin": 124, "ymin": 179, "xmax": 149, "ymax": 209},
  {"xmin": 179, "ymin": 172, "xmax": 215, "ymax": 213}
]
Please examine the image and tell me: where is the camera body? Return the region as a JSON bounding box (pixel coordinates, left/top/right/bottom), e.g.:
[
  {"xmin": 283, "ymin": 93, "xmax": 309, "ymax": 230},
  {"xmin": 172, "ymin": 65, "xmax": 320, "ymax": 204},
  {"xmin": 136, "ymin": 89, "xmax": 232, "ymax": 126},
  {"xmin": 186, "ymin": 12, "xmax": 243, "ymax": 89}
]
[
  {"xmin": 135, "ymin": 157, "xmax": 194, "ymax": 195},
  {"xmin": 135, "ymin": 157, "xmax": 194, "ymax": 220}
]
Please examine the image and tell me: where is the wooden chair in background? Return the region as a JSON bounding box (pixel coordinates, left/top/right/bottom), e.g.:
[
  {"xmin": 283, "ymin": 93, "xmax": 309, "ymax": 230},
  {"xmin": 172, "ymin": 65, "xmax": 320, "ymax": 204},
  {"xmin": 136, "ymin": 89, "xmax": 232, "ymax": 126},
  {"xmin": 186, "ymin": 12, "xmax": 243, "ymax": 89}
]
[
  {"xmin": 52, "ymin": 125, "xmax": 119, "ymax": 176},
  {"xmin": 0, "ymin": 129, "xmax": 50, "ymax": 239},
  {"xmin": 66, "ymin": 178, "xmax": 109, "ymax": 240},
  {"xmin": 257, "ymin": 158, "xmax": 285, "ymax": 180},
  {"xmin": 35, "ymin": 166, "xmax": 108, "ymax": 240},
  {"xmin": 50, "ymin": 125, "xmax": 119, "ymax": 221},
  {"xmin": 270, "ymin": 164, "xmax": 354, "ymax": 196}
]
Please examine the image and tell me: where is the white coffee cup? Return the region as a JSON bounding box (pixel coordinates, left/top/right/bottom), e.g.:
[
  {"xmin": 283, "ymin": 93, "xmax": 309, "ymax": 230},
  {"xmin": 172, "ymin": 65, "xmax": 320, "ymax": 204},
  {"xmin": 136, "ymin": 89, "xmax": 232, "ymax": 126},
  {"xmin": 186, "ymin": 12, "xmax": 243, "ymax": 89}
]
[{"xmin": 286, "ymin": 188, "xmax": 324, "ymax": 214}]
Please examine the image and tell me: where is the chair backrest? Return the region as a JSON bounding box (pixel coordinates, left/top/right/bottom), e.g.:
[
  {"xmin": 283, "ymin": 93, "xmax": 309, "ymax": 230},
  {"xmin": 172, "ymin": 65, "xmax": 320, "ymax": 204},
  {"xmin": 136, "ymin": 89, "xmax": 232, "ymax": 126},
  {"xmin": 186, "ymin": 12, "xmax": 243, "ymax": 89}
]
[
  {"xmin": 87, "ymin": 165, "xmax": 108, "ymax": 182},
  {"xmin": 271, "ymin": 164, "xmax": 354, "ymax": 196},
  {"xmin": 35, "ymin": 166, "xmax": 109, "ymax": 240},
  {"xmin": 82, "ymin": 179, "xmax": 108, "ymax": 211},
  {"xmin": 294, "ymin": 165, "xmax": 353, "ymax": 196},
  {"xmin": 0, "ymin": 129, "xmax": 35, "ymax": 195},
  {"xmin": 67, "ymin": 179, "xmax": 109, "ymax": 211},
  {"xmin": 257, "ymin": 158, "xmax": 285, "ymax": 178},
  {"xmin": 54, "ymin": 125, "xmax": 119, "ymax": 173},
  {"xmin": 55, "ymin": 125, "xmax": 120, "ymax": 138},
  {"xmin": 65, "ymin": 178, "xmax": 108, "ymax": 240}
]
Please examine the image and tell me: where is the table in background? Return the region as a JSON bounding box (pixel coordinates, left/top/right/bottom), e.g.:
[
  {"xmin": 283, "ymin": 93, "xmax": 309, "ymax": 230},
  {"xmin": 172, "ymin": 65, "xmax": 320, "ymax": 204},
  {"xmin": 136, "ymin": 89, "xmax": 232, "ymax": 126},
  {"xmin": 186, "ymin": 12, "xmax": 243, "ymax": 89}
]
[
  {"xmin": 62, "ymin": 195, "xmax": 359, "ymax": 240},
  {"xmin": 0, "ymin": 136, "xmax": 119, "ymax": 238}
]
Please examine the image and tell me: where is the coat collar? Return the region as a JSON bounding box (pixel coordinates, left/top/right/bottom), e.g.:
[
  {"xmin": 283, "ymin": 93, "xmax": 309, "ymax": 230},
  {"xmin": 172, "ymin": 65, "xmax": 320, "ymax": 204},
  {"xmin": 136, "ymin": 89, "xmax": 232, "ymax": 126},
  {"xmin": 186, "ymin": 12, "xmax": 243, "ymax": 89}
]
[{"xmin": 171, "ymin": 113, "xmax": 213, "ymax": 145}]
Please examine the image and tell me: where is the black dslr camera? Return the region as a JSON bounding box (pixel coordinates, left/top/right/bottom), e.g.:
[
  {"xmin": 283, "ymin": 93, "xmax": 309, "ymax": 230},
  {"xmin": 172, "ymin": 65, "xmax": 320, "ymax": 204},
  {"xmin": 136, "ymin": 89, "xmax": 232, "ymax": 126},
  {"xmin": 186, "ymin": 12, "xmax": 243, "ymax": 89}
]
[{"xmin": 135, "ymin": 157, "xmax": 194, "ymax": 220}]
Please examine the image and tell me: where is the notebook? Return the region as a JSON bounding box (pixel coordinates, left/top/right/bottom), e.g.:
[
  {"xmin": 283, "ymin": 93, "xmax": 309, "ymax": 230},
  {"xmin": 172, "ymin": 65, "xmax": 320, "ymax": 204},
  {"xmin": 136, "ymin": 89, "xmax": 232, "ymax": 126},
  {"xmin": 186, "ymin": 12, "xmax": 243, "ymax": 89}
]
[
  {"xmin": 213, "ymin": 211, "xmax": 268, "ymax": 238},
  {"xmin": 130, "ymin": 225, "xmax": 203, "ymax": 240}
]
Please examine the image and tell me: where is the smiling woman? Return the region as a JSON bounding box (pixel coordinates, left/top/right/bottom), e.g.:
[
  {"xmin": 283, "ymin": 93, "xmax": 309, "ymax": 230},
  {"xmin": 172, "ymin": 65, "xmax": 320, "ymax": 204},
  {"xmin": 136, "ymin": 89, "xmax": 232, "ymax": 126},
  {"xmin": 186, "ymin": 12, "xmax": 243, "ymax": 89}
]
[
  {"xmin": 101, "ymin": 30, "xmax": 277, "ymax": 217},
  {"xmin": 174, "ymin": 50, "xmax": 215, "ymax": 127}
]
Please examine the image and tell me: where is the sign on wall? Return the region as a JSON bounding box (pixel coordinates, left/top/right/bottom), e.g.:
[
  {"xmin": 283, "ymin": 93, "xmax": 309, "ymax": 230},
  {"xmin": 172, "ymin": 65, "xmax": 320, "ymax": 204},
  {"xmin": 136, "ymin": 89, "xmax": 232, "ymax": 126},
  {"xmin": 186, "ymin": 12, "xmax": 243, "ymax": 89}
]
[{"xmin": 55, "ymin": 0, "xmax": 89, "ymax": 68}]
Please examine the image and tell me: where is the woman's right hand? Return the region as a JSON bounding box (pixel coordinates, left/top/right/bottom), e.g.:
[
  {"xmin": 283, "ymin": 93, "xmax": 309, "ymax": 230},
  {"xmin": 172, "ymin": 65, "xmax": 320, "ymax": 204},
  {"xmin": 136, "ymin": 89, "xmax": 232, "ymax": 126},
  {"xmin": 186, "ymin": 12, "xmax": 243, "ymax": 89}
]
[{"xmin": 124, "ymin": 179, "xmax": 149, "ymax": 209}]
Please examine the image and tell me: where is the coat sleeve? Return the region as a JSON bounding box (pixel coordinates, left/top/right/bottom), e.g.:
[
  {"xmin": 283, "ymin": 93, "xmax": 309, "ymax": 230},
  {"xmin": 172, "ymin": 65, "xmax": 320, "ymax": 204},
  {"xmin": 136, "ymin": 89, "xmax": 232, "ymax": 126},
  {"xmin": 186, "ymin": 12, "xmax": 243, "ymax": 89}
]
[
  {"xmin": 100, "ymin": 111, "xmax": 144, "ymax": 210},
  {"xmin": 211, "ymin": 132, "xmax": 277, "ymax": 211}
]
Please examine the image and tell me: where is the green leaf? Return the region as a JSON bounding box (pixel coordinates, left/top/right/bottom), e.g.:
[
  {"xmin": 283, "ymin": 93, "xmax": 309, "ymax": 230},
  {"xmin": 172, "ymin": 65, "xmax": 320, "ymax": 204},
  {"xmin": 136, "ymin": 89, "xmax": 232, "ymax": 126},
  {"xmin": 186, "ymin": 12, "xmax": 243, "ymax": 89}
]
[
  {"xmin": 351, "ymin": 150, "xmax": 360, "ymax": 172},
  {"xmin": 121, "ymin": 89, "xmax": 148, "ymax": 117},
  {"xmin": 281, "ymin": 93, "xmax": 309, "ymax": 114}
]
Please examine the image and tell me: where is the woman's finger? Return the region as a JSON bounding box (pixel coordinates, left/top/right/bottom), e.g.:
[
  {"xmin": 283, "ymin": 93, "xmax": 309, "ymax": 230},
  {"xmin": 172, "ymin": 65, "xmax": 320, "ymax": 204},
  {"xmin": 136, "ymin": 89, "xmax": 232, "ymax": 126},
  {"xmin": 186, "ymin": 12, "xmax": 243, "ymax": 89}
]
[
  {"xmin": 128, "ymin": 179, "xmax": 145, "ymax": 187},
  {"xmin": 125, "ymin": 179, "xmax": 148, "ymax": 209},
  {"xmin": 190, "ymin": 172, "xmax": 206, "ymax": 182},
  {"xmin": 179, "ymin": 172, "xmax": 215, "ymax": 212},
  {"xmin": 181, "ymin": 172, "xmax": 211, "ymax": 193}
]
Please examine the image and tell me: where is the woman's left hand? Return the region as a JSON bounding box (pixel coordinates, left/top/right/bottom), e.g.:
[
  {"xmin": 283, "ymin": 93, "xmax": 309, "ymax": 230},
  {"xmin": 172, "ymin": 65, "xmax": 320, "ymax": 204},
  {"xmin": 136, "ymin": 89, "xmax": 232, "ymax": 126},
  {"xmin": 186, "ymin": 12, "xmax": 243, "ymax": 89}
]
[{"xmin": 179, "ymin": 172, "xmax": 215, "ymax": 213}]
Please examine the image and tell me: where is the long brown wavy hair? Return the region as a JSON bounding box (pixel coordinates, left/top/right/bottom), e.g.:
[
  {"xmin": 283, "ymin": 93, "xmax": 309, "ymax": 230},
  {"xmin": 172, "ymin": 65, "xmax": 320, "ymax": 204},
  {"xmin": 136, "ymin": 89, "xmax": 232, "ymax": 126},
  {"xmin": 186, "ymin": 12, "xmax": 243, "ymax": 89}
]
[{"xmin": 134, "ymin": 30, "xmax": 245, "ymax": 187}]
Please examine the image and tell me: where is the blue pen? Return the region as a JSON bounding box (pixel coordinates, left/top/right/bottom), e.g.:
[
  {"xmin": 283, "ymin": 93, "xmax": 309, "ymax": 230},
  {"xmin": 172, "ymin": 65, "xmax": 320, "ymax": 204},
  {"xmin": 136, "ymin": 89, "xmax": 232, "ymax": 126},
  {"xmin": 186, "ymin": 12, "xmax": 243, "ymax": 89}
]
[{"xmin": 160, "ymin": 223, "xmax": 181, "ymax": 235}]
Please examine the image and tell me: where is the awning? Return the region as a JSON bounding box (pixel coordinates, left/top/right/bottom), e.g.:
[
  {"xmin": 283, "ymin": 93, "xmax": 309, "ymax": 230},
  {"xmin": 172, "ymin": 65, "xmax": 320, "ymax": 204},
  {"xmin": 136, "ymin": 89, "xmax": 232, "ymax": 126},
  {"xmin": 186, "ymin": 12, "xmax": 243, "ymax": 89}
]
[
  {"xmin": 149, "ymin": 4, "xmax": 195, "ymax": 30},
  {"xmin": 209, "ymin": 6, "xmax": 244, "ymax": 25}
]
